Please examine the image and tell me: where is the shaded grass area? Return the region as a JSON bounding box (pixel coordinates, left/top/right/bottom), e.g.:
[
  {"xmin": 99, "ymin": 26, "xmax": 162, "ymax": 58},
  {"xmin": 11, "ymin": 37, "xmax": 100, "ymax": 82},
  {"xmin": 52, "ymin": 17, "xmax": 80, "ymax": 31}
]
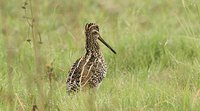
[{"xmin": 1, "ymin": 0, "xmax": 200, "ymax": 110}]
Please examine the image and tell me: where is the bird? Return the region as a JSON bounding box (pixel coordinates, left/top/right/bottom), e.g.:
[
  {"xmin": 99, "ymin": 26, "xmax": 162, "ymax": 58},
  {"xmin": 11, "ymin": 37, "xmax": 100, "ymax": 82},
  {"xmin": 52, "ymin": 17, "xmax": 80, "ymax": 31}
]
[{"xmin": 66, "ymin": 23, "xmax": 116, "ymax": 93}]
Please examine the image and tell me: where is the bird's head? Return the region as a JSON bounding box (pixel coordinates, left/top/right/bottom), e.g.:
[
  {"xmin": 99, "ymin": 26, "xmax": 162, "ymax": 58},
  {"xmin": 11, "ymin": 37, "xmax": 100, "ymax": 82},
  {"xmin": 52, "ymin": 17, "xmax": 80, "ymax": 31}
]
[{"xmin": 85, "ymin": 23, "xmax": 116, "ymax": 54}]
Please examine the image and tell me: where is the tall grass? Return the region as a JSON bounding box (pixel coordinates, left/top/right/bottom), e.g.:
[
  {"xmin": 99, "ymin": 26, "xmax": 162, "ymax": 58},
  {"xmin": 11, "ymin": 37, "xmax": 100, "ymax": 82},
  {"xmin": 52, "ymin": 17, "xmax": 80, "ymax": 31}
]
[{"xmin": 1, "ymin": 0, "xmax": 200, "ymax": 110}]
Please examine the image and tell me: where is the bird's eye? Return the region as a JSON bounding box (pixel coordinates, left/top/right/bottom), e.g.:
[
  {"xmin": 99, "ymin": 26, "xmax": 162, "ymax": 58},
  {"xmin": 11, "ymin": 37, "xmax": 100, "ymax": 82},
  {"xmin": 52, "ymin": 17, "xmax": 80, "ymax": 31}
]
[
  {"xmin": 91, "ymin": 31, "xmax": 99, "ymax": 38},
  {"xmin": 96, "ymin": 26, "xmax": 99, "ymax": 31},
  {"xmin": 92, "ymin": 31, "xmax": 98, "ymax": 35}
]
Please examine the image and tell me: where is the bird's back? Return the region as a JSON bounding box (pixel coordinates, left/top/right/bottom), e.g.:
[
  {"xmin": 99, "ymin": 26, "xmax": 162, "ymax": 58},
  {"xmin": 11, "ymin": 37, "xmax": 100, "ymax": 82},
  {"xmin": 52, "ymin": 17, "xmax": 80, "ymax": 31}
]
[{"xmin": 66, "ymin": 53, "xmax": 107, "ymax": 93}]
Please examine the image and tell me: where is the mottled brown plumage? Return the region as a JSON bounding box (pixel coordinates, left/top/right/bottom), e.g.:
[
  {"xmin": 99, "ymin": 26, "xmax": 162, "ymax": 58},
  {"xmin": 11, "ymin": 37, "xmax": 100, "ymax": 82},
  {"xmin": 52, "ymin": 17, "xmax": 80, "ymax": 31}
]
[{"xmin": 66, "ymin": 23, "xmax": 116, "ymax": 93}]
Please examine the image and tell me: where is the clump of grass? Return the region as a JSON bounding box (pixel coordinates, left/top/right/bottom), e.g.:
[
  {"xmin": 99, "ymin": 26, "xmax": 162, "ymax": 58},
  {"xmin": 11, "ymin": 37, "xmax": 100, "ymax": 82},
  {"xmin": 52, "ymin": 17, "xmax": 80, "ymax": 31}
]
[
  {"xmin": 1, "ymin": 0, "xmax": 200, "ymax": 111},
  {"xmin": 22, "ymin": 0, "xmax": 46, "ymax": 110}
]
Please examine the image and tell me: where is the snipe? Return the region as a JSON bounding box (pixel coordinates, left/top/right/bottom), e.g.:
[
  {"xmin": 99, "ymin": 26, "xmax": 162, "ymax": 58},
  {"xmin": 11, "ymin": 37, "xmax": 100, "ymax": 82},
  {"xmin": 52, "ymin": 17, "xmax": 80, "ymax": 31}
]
[{"xmin": 66, "ymin": 23, "xmax": 116, "ymax": 93}]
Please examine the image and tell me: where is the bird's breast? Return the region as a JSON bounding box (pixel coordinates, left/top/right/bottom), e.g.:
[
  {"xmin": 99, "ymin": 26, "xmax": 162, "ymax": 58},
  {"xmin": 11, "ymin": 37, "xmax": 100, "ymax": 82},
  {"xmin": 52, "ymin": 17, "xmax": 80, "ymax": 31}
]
[{"xmin": 78, "ymin": 55, "xmax": 107, "ymax": 87}]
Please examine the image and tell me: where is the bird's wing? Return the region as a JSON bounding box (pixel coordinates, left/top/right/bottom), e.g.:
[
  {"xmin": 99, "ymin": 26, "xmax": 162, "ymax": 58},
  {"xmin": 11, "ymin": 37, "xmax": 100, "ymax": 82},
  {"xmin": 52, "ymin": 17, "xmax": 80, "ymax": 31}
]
[
  {"xmin": 66, "ymin": 57, "xmax": 83, "ymax": 92},
  {"xmin": 80, "ymin": 57, "xmax": 107, "ymax": 88}
]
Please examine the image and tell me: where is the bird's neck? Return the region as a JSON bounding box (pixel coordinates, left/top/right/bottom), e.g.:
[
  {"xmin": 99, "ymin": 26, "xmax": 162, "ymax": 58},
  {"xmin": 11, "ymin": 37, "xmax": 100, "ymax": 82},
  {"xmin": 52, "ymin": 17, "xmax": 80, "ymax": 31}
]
[{"xmin": 85, "ymin": 38, "xmax": 101, "ymax": 57}]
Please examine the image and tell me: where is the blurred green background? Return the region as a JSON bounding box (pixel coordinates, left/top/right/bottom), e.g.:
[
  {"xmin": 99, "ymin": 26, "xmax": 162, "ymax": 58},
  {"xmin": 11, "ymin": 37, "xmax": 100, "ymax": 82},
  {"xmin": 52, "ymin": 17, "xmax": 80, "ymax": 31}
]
[{"xmin": 1, "ymin": 0, "xmax": 200, "ymax": 110}]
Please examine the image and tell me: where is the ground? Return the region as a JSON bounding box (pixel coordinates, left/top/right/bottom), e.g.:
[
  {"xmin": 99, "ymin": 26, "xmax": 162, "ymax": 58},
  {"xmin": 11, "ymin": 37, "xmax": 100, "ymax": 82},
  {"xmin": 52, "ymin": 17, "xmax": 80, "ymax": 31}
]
[{"xmin": 0, "ymin": 0, "xmax": 200, "ymax": 110}]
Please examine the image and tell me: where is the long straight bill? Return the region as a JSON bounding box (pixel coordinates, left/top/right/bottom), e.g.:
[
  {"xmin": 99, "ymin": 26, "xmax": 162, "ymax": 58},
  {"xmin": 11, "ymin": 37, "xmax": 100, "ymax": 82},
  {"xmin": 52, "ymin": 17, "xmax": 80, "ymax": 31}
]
[{"xmin": 98, "ymin": 36, "xmax": 116, "ymax": 54}]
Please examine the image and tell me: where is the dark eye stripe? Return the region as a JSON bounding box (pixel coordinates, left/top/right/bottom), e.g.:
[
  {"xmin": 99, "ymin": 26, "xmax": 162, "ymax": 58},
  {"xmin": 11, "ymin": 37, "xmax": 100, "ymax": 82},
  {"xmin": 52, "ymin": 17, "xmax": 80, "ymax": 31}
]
[{"xmin": 91, "ymin": 30, "xmax": 99, "ymax": 35}]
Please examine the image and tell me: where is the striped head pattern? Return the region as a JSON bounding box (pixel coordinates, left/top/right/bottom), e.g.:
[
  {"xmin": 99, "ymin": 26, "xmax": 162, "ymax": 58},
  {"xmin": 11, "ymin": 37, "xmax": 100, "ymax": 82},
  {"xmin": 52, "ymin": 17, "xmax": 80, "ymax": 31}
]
[{"xmin": 84, "ymin": 23, "xmax": 116, "ymax": 54}]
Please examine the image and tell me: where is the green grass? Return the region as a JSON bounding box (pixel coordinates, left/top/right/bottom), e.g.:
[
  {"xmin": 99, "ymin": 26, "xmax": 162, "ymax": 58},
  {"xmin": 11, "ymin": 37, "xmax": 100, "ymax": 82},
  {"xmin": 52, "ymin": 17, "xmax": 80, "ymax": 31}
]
[{"xmin": 1, "ymin": 0, "xmax": 200, "ymax": 110}]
